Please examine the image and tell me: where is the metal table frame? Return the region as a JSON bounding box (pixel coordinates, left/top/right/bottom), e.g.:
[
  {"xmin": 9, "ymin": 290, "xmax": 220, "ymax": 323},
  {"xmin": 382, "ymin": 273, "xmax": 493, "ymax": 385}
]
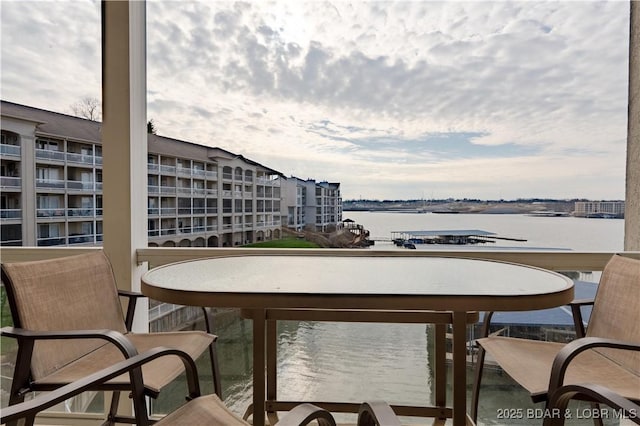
[
  {"xmin": 141, "ymin": 255, "xmax": 574, "ymax": 426},
  {"xmin": 240, "ymin": 308, "xmax": 479, "ymax": 425}
]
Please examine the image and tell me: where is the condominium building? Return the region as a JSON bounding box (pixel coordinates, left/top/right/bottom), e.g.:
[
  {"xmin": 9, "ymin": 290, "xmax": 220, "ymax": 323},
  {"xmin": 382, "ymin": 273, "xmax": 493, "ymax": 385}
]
[
  {"xmin": 281, "ymin": 177, "xmax": 343, "ymax": 232},
  {"xmin": 315, "ymin": 181, "xmax": 343, "ymax": 232},
  {"xmin": 0, "ymin": 101, "xmax": 341, "ymax": 247},
  {"xmin": 574, "ymin": 200, "xmax": 625, "ymax": 219}
]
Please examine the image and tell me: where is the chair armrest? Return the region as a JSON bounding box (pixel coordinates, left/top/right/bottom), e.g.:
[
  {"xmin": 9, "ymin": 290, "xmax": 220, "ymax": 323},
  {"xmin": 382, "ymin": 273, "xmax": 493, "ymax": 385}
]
[
  {"xmin": 118, "ymin": 289, "xmax": 144, "ymax": 298},
  {"xmin": 548, "ymin": 337, "xmax": 640, "ymax": 395},
  {"xmin": 0, "ymin": 326, "xmax": 138, "ymax": 358},
  {"xmin": 118, "ymin": 290, "xmax": 145, "ymax": 331},
  {"xmin": 0, "ymin": 347, "xmax": 199, "ymax": 425},
  {"xmin": 568, "ymin": 298, "xmax": 594, "ymax": 338},
  {"xmin": 544, "ymin": 384, "xmax": 640, "ymax": 426},
  {"xmin": 357, "ymin": 400, "xmax": 402, "ymax": 426},
  {"xmin": 568, "ymin": 298, "xmax": 594, "ymax": 307},
  {"xmin": 277, "ymin": 403, "xmax": 337, "ymax": 426}
]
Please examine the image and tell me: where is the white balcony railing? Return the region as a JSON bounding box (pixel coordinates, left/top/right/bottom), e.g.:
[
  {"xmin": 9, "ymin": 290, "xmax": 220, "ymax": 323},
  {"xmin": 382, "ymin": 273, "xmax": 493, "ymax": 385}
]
[
  {"xmin": 0, "ymin": 143, "xmax": 21, "ymax": 156},
  {"xmin": 67, "ymin": 208, "xmax": 96, "ymax": 217},
  {"xmin": 66, "ymin": 153, "xmax": 96, "ymax": 165},
  {"xmin": 36, "ymin": 208, "xmax": 66, "ymax": 217},
  {"xmin": 0, "ymin": 209, "xmax": 21, "ymax": 219},
  {"xmin": 160, "ymin": 186, "xmax": 176, "ymax": 195},
  {"xmin": 0, "ymin": 176, "xmax": 21, "ymax": 188},
  {"xmin": 67, "ymin": 181, "xmax": 95, "ymax": 191},
  {"xmin": 160, "ymin": 165, "xmax": 176, "ymax": 174},
  {"xmin": 35, "ymin": 149, "xmax": 65, "ymax": 161},
  {"xmin": 176, "ymin": 166, "xmax": 192, "ymax": 176},
  {"xmin": 36, "ymin": 178, "xmax": 65, "ymax": 189}
]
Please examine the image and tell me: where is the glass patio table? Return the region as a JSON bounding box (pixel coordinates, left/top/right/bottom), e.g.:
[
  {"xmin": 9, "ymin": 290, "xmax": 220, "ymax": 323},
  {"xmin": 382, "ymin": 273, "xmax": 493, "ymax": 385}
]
[{"xmin": 141, "ymin": 255, "xmax": 574, "ymax": 426}]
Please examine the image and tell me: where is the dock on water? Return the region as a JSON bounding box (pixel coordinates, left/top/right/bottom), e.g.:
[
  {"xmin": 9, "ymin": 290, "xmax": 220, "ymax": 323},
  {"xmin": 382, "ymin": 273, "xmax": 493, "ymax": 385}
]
[{"xmin": 391, "ymin": 229, "xmax": 527, "ymax": 247}]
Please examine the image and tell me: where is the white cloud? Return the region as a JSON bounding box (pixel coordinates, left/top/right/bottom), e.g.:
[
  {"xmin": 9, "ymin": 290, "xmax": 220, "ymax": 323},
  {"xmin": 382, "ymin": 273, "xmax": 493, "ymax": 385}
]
[{"xmin": 1, "ymin": 0, "xmax": 630, "ymax": 199}]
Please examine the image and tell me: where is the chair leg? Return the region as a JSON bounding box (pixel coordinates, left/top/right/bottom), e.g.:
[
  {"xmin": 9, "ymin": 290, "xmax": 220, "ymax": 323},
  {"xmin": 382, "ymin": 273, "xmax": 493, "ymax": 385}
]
[
  {"xmin": 202, "ymin": 307, "xmax": 222, "ymax": 397},
  {"xmin": 470, "ymin": 344, "xmax": 486, "ymax": 423},
  {"xmin": 8, "ymin": 340, "xmax": 34, "ymax": 426},
  {"xmin": 590, "ymin": 403, "xmax": 604, "ymax": 426},
  {"xmin": 106, "ymin": 391, "xmax": 120, "ymax": 426},
  {"xmin": 209, "ymin": 341, "xmax": 222, "ymax": 396},
  {"xmin": 470, "ymin": 312, "xmax": 494, "ymax": 424}
]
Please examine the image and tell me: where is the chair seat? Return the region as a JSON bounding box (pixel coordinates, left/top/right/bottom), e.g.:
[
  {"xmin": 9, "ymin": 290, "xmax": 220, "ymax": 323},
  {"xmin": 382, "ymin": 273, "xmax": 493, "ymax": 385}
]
[
  {"xmin": 156, "ymin": 394, "xmax": 249, "ymax": 426},
  {"xmin": 478, "ymin": 336, "xmax": 640, "ymax": 402},
  {"xmin": 35, "ymin": 331, "xmax": 214, "ymax": 395}
]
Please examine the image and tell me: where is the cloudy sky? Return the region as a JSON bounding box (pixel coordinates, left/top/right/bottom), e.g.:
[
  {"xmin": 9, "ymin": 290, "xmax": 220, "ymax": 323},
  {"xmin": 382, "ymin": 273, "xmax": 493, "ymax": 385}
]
[{"xmin": 1, "ymin": 1, "xmax": 630, "ymax": 200}]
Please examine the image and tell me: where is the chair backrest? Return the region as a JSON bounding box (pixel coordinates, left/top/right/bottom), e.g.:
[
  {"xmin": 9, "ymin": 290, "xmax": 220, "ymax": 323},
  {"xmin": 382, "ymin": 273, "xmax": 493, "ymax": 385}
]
[
  {"xmin": 586, "ymin": 255, "xmax": 640, "ymax": 375},
  {"xmin": 2, "ymin": 251, "xmax": 127, "ymax": 380}
]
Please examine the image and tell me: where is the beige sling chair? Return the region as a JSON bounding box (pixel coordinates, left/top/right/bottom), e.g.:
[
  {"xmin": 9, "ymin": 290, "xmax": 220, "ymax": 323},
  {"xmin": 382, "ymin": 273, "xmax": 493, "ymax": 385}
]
[
  {"xmin": 0, "ymin": 346, "xmax": 338, "ymax": 426},
  {"xmin": 471, "ymin": 254, "xmax": 640, "ymax": 425},
  {"xmin": 1, "ymin": 251, "xmax": 219, "ymax": 425}
]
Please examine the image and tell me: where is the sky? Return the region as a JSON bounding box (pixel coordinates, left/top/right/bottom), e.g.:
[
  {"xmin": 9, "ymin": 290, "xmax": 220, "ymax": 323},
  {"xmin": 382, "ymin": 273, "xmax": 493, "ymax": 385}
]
[{"xmin": 0, "ymin": 0, "xmax": 631, "ymax": 200}]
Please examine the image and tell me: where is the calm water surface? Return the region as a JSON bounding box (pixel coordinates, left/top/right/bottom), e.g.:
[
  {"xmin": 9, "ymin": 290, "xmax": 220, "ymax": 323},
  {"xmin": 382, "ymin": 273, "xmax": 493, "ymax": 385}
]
[
  {"xmin": 349, "ymin": 212, "xmax": 624, "ymax": 252},
  {"xmin": 163, "ymin": 214, "xmax": 624, "ymax": 425}
]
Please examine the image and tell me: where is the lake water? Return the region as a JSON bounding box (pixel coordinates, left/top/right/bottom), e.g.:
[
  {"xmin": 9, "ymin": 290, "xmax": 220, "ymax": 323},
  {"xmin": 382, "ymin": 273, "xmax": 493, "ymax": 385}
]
[
  {"xmin": 157, "ymin": 213, "xmax": 625, "ymax": 425},
  {"xmin": 347, "ymin": 211, "xmax": 624, "ymax": 252}
]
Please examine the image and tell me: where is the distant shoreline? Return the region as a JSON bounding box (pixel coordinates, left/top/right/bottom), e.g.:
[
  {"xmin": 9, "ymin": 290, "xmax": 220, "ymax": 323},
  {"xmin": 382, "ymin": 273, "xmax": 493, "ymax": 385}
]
[
  {"xmin": 343, "ymin": 202, "xmax": 546, "ymax": 215},
  {"xmin": 343, "ymin": 199, "xmax": 626, "ymax": 217}
]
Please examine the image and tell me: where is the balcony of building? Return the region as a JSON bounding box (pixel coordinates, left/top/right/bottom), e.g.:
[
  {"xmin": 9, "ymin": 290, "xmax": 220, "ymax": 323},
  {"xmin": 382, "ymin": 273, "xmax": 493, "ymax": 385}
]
[
  {"xmin": 1, "ymin": 130, "xmax": 20, "ymax": 156},
  {"xmin": 36, "ymin": 149, "xmax": 66, "ymax": 163}
]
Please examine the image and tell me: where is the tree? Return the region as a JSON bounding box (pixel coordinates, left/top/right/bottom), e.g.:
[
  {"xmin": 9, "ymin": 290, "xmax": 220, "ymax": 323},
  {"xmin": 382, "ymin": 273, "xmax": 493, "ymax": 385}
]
[
  {"xmin": 70, "ymin": 97, "xmax": 101, "ymax": 121},
  {"xmin": 147, "ymin": 119, "xmax": 157, "ymax": 134}
]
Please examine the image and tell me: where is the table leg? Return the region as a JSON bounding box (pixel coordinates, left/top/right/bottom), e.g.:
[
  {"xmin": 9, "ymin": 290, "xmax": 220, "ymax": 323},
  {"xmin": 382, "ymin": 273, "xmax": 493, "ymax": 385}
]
[
  {"xmin": 252, "ymin": 309, "xmax": 267, "ymax": 426},
  {"xmin": 434, "ymin": 323, "xmax": 447, "ymax": 421},
  {"xmin": 266, "ymin": 319, "xmax": 279, "ymax": 425},
  {"xmin": 452, "ymin": 311, "xmax": 468, "ymax": 426}
]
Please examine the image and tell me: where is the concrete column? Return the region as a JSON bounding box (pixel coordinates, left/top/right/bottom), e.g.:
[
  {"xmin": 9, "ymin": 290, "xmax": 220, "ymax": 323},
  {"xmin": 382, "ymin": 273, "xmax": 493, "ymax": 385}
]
[
  {"xmin": 626, "ymin": 0, "xmax": 639, "ymax": 251},
  {"xmin": 101, "ymin": 0, "xmax": 149, "ymax": 330},
  {"xmin": 20, "ymin": 134, "xmax": 37, "ymax": 245}
]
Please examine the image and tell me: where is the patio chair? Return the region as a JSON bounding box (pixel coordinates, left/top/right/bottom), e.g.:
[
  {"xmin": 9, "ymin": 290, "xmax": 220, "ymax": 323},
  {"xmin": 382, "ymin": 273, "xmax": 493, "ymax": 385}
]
[
  {"xmin": 0, "ymin": 346, "xmax": 338, "ymax": 426},
  {"xmin": 1, "ymin": 251, "xmax": 219, "ymax": 425},
  {"xmin": 543, "ymin": 383, "xmax": 640, "ymax": 426},
  {"xmin": 471, "ymin": 254, "xmax": 640, "ymax": 423}
]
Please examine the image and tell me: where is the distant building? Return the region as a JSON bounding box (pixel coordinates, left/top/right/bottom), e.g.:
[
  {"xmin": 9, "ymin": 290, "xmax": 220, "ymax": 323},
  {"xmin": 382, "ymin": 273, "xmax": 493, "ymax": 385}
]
[
  {"xmin": 0, "ymin": 100, "xmax": 341, "ymax": 247},
  {"xmin": 574, "ymin": 200, "xmax": 625, "ymax": 218},
  {"xmin": 281, "ymin": 177, "xmax": 342, "ymax": 232}
]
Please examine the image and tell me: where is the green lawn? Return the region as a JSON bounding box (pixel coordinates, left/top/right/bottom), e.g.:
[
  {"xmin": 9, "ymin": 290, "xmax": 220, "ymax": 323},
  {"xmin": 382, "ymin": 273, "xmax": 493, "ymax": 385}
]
[
  {"xmin": 1, "ymin": 286, "xmax": 16, "ymax": 353},
  {"xmin": 1, "ymin": 287, "xmax": 11, "ymax": 327},
  {"xmin": 243, "ymin": 237, "xmax": 321, "ymax": 248}
]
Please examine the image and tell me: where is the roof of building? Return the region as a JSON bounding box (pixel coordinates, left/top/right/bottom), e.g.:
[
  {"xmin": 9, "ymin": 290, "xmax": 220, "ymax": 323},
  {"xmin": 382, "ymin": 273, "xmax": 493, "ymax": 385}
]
[
  {"xmin": 1, "ymin": 100, "xmax": 283, "ymax": 175},
  {"xmin": 1, "ymin": 100, "xmax": 101, "ymax": 143}
]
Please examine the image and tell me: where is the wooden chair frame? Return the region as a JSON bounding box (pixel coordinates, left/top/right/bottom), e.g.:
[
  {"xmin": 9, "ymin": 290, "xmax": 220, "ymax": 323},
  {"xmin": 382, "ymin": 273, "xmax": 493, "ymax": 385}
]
[
  {"xmin": 1, "ymin": 252, "xmax": 220, "ymax": 425},
  {"xmin": 471, "ymin": 255, "xmax": 640, "ymax": 425},
  {"xmin": 0, "ymin": 347, "xmax": 337, "ymax": 426}
]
